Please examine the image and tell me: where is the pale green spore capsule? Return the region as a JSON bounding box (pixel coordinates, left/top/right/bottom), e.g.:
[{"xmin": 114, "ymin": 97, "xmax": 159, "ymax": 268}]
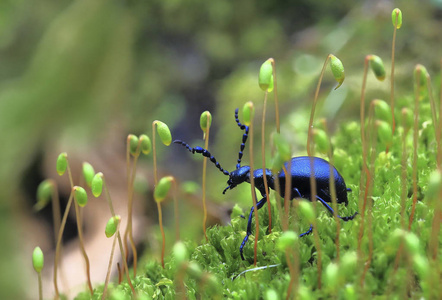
[
  {"xmin": 329, "ymin": 54, "xmax": 345, "ymax": 89},
  {"xmin": 154, "ymin": 176, "xmax": 173, "ymax": 203},
  {"xmin": 373, "ymin": 99, "xmax": 392, "ymax": 124},
  {"xmin": 400, "ymin": 108, "xmax": 413, "ymax": 131},
  {"xmin": 299, "ymin": 200, "xmax": 315, "ymax": 222},
  {"xmin": 242, "ymin": 102, "xmax": 254, "ymax": 126},
  {"xmin": 91, "ymin": 172, "xmax": 104, "ymax": 197},
  {"xmin": 324, "ymin": 262, "xmax": 339, "ymax": 288},
  {"xmin": 265, "ymin": 289, "xmax": 278, "ymax": 300},
  {"xmin": 82, "ymin": 162, "xmax": 95, "ymax": 188},
  {"xmin": 32, "ymin": 246, "xmax": 44, "ymax": 273},
  {"xmin": 413, "ymin": 254, "xmax": 429, "ymax": 279},
  {"xmin": 273, "ymin": 134, "xmax": 291, "ymax": 163},
  {"xmin": 271, "ymin": 153, "xmax": 284, "ymax": 173},
  {"xmin": 404, "ymin": 232, "xmax": 420, "ymax": 255},
  {"xmin": 73, "ymin": 186, "xmax": 88, "ymax": 207},
  {"xmin": 312, "ymin": 128, "xmax": 330, "ymax": 154},
  {"xmin": 173, "ymin": 241, "xmax": 189, "ymax": 266},
  {"xmin": 376, "ymin": 120, "xmax": 392, "ymax": 146},
  {"xmin": 414, "ymin": 64, "xmax": 428, "ymax": 90},
  {"xmin": 105, "ymin": 215, "xmax": 121, "ymax": 238},
  {"xmin": 139, "ymin": 134, "xmax": 152, "ymax": 155},
  {"xmin": 425, "ymin": 170, "xmax": 442, "ymax": 201},
  {"xmin": 369, "ymin": 55, "xmax": 386, "ymax": 81},
  {"xmin": 129, "ymin": 134, "xmax": 139, "ymax": 155},
  {"xmin": 258, "ymin": 59, "xmax": 274, "ymax": 92},
  {"xmin": 35, "ymin": 180, "xmax": 53, "ymax": 211},
  {"xmin": 276, "ymin": 231, "xmax": 298, "ymax": 251},
  {"xmin": 392, "ymin": 8, "xmax": 402, "ymax": 29},
  {"xmin": 56, "ymin": 152, "xmax": 68, "ymax": 176},
  {"xmin": 155, "ymin": 121, "xmax": 172, "ymax": 146},
  {"xmin": 200, "ymin": 111, "xmax": 212, "ymax": 132},
  {"xmin": 340, "ymin": 251, "xmax": 357, "ymax": 277}
]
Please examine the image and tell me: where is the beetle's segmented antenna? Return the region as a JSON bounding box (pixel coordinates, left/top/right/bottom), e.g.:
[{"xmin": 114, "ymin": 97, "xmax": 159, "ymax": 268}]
[
  {"xmin": 234, "ymin": 108, "xmax": 249, "ymax": 169},
  {"xmin": 174, "ymin": 140, "xmax": 230, "ymax": 176}
]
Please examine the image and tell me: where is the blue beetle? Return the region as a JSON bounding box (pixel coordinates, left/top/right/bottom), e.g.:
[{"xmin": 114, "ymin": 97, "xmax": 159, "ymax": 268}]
[{"xmin": 174, "ymin": 108, "xmax": 358, "ymax": 260}]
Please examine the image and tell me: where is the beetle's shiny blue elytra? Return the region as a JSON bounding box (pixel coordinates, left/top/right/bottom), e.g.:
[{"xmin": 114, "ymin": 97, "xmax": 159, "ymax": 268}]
[{"xmin": 174, "ymin": 108, "xmax": 358, "ymax": 261}]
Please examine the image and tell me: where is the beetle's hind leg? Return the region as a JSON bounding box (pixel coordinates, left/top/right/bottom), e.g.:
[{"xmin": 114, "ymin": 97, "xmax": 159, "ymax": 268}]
[
  {"xmin": 299, "ymin": 224, "xmax": 313, "ymax": 237},
  {"xmin": 239, "ymin": 196, "xmax": 267, "ymax": 260},
  {"xmin": 316, "ymin": 196, "xmax": 358, "ymax": 221}
]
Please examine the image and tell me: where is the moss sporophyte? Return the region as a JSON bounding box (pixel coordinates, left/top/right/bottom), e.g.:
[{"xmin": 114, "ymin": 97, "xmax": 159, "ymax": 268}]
[{"xmin": 32, "ymin": 7, "xmax": 442, "ymax": 299}]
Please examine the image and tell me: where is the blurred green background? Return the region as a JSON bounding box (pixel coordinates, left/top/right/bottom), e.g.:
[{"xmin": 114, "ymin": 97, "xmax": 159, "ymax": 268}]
[{"xmin": 1, "ymin": 0, "xmax": 441, "ymax": 298}]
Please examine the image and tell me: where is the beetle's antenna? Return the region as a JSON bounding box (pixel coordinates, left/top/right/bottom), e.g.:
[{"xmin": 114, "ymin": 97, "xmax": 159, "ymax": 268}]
[
  {"xmin": 174, "ymin": 140, "xmax": 230, "ymax": 176},
  {"xmin": 234, "ymin": 108, "xmax": 249, "ymax": 169}
]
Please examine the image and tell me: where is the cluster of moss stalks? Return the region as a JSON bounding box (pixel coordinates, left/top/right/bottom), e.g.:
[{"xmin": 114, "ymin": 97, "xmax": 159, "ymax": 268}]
[{"xmin": 31, "ymin": 7, "xmax": 442, "ymax": 300}]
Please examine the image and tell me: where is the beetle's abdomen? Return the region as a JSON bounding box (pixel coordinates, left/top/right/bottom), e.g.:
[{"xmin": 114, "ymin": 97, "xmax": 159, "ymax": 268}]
[{"xmin": 277, "ymin": 156, "xmax": 348, "ymax": 205}]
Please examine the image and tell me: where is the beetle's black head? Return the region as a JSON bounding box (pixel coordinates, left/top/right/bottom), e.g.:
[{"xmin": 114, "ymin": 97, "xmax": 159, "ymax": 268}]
[{"xmin": 223, "ymin": 166, "xmax": 250, "ymax": 194}]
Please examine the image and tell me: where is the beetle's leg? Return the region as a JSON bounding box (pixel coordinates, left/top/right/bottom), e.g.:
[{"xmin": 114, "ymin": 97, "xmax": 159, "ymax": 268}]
[
  {"xmin": 292, "ymin": 188, "xmax": 314, "ymax": 237},
  {"xmin": 299, "ymin": 224, "xmax": 313, "ymax": 237},
  {"xmin": 316, "ymin": 196, "xmax": 358, "ymax": 221},
  {"xmin": 239, "ymin": 196, "xmax": 267, "ymax": 260}
]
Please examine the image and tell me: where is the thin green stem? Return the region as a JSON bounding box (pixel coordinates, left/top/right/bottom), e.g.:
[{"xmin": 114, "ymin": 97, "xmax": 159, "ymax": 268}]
[
  {"xmin": 261, "ymin": 91, "xmax": 272, "ymax": 233},
  {"xmin": 172, "ymin": 179, "xmax": 180, "ymax": 241},
  {"xmin": 408, "ymin": 68, "xmax": 420, "ymax": 230},
  {"xmin": 248, "ymin": 119, "xmax": 259, "ymax": 266},
  {"xmin": 37, "ymin": 272, "xmax": 42, "ymax": 300},
  {"xmin": 391, "ymin": 21, "xmax": 398, "ymax": 134},
  {"xmin": 358, "ymin": 57, "xmax": 371, "ymax": 255},
  {"xmin": 152, "ymin": 121, "xmax": 159, "ymax": 186},
  {"xmin": 157, "ymin": 201, "xmax": 166, "ymax": 268},
  {"xmin": 307, "ymin": 54, "xmax": 331, "ymax": 156},
  {"xmin": 323, "ymin": 121, "xmax": 340, "ymax": 262},
  {"xmin": 308, "ymin": 156, "xmax": 322, "ymax": 290},
  {"xmin": 125, "ymin": 140, "xmax": 142, "ymax": 277},
  {"xmin": 269, "ymin": 58, "xmax": 280, "ymax": 133},
  {"xmin": 117, "ymin": 230, "xmax": 136, "ymax": 295},
  {"xmin": 202, "ymin": 114, "xmax": 211, "ymax": 241},
  {"xmin": 102, "ymin": 220, "xmax": 120, "ymax": 300},
  {"xmin": 53, "ymin": 191, "xmax": 74, "ymax": 299},
  {"xmin": 123, "ymin": 135, "xmax": 132, "ymax": 277},
  {"xmin": 74, "ymin": 201, "xmax": 93, "ymax": 295},
  {"xmin": 400, "ymin": 126, "xmax": 410, "ymax": 229}
]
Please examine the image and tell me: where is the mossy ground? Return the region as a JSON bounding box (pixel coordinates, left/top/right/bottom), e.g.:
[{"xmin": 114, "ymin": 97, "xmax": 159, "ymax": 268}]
[{"xmin": 75, "ymin": 92, "xmax": 441, "ymax": 299}]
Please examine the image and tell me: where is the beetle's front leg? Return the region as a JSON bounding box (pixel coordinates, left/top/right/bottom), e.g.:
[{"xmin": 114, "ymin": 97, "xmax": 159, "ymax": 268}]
[{"xmin": 239, "ymin": 195, "xmax": 267, "ymax": 260}]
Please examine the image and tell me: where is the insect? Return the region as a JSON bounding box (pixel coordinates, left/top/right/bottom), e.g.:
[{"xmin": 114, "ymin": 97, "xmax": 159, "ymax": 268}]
[{"xmin": 174, "ymin": 108, "xmax": 358, "ymax": 260}]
